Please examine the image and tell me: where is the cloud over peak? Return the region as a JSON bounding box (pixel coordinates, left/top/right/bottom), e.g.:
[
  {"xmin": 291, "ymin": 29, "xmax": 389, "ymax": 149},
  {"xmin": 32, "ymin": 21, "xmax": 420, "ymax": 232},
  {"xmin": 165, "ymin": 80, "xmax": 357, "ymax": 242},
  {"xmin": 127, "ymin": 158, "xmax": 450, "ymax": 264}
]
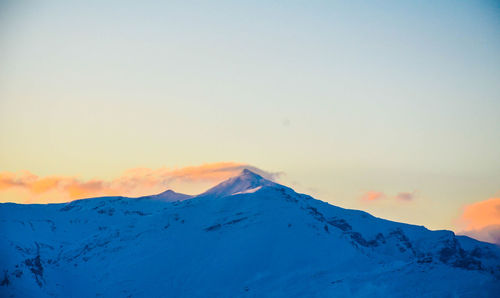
[{"xmin": 0, "ymin": 162, "xmax": 280, "ymax": 204}]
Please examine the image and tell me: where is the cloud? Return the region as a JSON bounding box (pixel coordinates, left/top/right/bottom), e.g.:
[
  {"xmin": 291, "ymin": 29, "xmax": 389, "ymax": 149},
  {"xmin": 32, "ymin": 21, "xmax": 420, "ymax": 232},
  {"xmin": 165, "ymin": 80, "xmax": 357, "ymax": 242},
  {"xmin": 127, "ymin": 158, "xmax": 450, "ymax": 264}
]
[
  {"xmin": 0, "ymin": 162, "xmax": 280, "ymax": 204},
  {"xmin": 361, "ymin": 191, "xmax": 385, "ymax": 202},
  {"xmin": 457, "ymin": 197, "xmax": 500, "ymax": 245},
  {"xmin": 395, "ymin": 191, "xmax": 416, "ymax": 201},
  {"xmin": 460, "ymin": 225, "xmax": 500, "ymax": 246},
  {"xmin": 459, "ymin": 198, "xmax": 500, "ymax": 230},
  {"xmin": 360, "ymin": 190, "xmax": 417, "ymax": 203}
]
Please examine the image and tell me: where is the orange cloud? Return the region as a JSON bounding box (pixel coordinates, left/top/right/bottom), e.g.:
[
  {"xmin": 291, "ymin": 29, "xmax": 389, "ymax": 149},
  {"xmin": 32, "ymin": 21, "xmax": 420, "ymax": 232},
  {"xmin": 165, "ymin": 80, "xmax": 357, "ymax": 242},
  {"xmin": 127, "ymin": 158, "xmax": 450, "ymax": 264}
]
[
  {"xmin": 457, "ymin": 197, "xmax": 500, "ymax": 245},
  {"xmin": 458, "ymin": 198, "xmax": 500, "ymax": 231},
  {"xmin": 0, "ymin": 162, "xmax": 280, "ymax": 204},
  {"xmin": 361, "ymin": 191, "xmax": 385, "ymax": 202}
]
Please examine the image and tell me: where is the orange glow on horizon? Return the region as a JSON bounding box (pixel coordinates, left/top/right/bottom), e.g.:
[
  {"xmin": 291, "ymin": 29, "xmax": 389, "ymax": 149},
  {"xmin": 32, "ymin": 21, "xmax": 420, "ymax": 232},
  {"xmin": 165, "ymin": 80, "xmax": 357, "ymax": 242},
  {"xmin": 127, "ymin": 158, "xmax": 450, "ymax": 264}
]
[{"xmin": 0, "ymin": 162, "xmax": 277, "ymax": 204}]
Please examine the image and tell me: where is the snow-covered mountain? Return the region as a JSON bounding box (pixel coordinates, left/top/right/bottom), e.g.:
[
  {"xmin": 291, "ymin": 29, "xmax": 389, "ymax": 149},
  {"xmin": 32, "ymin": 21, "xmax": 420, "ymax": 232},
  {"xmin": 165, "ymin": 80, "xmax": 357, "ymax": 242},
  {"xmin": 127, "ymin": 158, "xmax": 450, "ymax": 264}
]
[
  {"xmin": 1, "ymin": 170, "xmax": 499, "ymax": 297},
  {"xmin": 140, "ymin": 189, "xmax": 193, "ymax": 202}
]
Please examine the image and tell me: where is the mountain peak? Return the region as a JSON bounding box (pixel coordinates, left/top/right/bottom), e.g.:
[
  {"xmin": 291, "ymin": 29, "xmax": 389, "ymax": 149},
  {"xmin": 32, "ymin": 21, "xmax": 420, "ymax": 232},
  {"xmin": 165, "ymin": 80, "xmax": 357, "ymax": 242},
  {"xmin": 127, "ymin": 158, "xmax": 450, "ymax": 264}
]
[
  {"xmin": 146, "ymin": 189, "xmax": 193, "ymax": 202},
  {"xmin": 241, "ymin": 168, "xmax": 255, "ymax": 174},
  {"xmin": 200, "ymin": 168, "xmax": 275, "ymax": 198},
  {"xmin": 240, "ymin": 168, "xmax": 262, "ymax": 178}
]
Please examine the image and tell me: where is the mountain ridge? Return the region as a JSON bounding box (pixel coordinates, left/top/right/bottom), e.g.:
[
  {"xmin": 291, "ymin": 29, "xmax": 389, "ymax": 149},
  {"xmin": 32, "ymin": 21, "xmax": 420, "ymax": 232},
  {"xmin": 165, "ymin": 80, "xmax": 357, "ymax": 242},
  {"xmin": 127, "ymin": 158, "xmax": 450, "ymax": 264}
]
[{"xmin": 1, "ymin": 169, "xmax": 499, "ymax": 297}]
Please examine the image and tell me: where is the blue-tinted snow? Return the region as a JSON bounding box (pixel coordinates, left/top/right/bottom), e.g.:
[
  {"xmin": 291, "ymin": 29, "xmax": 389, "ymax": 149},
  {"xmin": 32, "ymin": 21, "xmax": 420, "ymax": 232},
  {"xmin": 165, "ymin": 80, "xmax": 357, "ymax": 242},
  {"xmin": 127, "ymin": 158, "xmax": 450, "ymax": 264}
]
[{"xmin": 1, "ymin": 170, "xmax": 499, "ymax": 297}]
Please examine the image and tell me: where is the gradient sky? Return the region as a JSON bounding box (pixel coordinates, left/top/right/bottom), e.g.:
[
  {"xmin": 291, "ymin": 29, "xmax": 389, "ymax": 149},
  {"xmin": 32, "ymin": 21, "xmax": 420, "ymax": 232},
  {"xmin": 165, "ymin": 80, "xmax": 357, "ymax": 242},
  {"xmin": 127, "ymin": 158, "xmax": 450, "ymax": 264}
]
[{"xmin": 1, "ymin": 1, "xmax": 500, "ymax": 237}]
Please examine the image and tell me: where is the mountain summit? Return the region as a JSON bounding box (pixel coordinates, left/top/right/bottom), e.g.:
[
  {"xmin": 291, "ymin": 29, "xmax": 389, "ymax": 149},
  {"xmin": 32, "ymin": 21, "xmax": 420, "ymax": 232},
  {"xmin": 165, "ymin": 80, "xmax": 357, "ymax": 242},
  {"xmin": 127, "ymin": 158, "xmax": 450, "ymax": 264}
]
[
  {"xmin": 1, "ymin": 171, "xmax": 499, "ymax": 297},
  {"xmin": 199, "ymin": 169, "xmax": 277, "ymax": 198}
]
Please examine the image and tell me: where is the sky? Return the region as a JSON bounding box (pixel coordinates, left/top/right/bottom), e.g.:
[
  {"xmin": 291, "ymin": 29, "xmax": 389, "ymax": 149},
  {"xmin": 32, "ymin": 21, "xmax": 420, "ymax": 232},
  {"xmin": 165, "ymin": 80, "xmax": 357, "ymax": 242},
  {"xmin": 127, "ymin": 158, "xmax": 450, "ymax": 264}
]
[{"xmin": 1, "ymin": 0, "xmax": 499, "ymax": 243}]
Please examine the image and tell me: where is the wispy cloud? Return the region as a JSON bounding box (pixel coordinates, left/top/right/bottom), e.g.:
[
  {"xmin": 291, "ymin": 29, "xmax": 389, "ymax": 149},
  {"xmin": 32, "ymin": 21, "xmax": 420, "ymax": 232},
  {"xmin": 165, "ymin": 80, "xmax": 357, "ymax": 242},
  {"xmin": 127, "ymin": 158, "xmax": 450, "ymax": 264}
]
[
  {"xmin": 361, "ymin": 191, "xmax": 385, "ymax": 202},
  {"xmin": 0, "ymin": 162, "xmax": 280, "ymax": 204},
  {"xmin": 360, "ymin": 190, "xmax": 417, "ymax": 202},
  {"xmin": 460, "ymin": 225, "xmax": 500, "ymax": 246},
  {"xmin": 457, "ymin": 197, "xmax": 500, "ymax": 245},
  {"xmin": 395, "ymin": 191, "xmax": 416, "ymax": 201}
]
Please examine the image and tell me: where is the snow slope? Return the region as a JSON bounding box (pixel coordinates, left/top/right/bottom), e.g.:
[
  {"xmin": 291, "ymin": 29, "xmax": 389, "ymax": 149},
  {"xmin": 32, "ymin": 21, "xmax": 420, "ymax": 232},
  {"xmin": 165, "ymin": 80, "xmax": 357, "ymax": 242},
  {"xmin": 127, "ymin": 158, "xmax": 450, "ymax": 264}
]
[{"xmin": 1, "ymin": 170, "xmax": 499, "ymax": 297}]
